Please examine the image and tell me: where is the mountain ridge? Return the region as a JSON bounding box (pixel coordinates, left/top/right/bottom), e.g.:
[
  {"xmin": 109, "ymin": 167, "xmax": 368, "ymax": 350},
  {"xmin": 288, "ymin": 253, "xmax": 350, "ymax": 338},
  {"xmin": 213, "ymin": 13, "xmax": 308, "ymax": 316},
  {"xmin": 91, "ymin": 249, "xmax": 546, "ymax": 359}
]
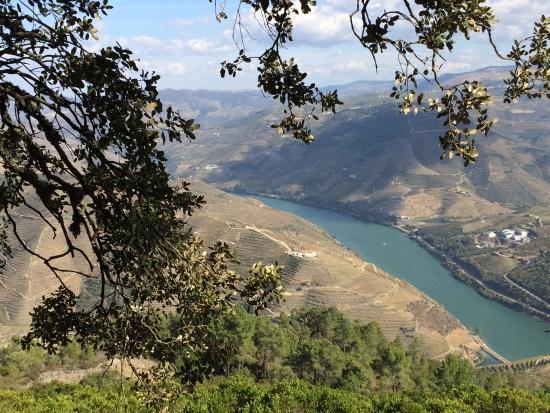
[{"xmin": 160, "ymin": 65, "xmax": 550, "ymax": 318}]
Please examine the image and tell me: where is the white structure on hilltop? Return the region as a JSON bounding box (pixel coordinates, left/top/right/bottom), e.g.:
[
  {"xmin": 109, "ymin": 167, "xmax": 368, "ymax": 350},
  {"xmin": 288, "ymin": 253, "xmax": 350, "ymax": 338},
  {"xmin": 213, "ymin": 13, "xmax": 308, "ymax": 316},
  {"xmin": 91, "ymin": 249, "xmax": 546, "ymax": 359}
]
[
  {"xmin": 498, "ymin": 228, "xmax": 529, "ymax": 244},
  {"xmin": 288, "ymin": 249, "xmax": 319, "ymax": 259},
  {"xmin": 476, "ymin": 231, "xmax": 498, "ymax": 248}
]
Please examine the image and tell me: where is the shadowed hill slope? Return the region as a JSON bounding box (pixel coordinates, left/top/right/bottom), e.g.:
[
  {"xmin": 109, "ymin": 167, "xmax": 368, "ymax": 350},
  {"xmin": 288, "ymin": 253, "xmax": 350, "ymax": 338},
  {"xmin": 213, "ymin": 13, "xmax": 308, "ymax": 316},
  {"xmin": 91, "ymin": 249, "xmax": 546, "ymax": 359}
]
[
  {"xmin": 169, "ymin": 96, "xmax": 549, "ymax": 219},
  {"xmin": 164, "ymin": 67, "xmax": 549, "ymax": 219}
]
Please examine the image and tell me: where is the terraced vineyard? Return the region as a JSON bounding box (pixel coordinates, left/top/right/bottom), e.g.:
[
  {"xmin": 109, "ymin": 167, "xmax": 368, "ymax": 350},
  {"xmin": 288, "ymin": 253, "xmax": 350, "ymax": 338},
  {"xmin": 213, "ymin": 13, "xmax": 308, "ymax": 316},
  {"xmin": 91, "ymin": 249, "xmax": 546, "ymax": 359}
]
[
  {"xmin": 0, "ymin": 203, "xmax": 89, "ymax": 340},
  {"xmin": 189, "ymin": 183, "xmax": 482, "ymax": 361},
  {"xmin": 0, "ymin": 181, "xmax": 486, "ymax": 361},
  {"xmin": 0, "ymin": 213, "xmax": 42, "ymax": 326}
]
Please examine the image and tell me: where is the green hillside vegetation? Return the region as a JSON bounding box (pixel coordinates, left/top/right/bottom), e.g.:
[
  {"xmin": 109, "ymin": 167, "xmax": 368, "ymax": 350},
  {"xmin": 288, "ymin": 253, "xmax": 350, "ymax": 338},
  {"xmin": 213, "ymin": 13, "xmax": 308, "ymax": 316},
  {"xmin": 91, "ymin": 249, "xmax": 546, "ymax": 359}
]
[
  {"xmin": 417, "ymin": 211, "xmax": 550, "ymax": 318},
  {"xmin": 509, "ymin": 251, "xmax": 550, "ymax": 302},
  {"xmin": 1, "ymin": 379, "xmax": 549, "ymax": 413},
  {"xmin": 0, "ymin": 340, "xmax": 103, "ymax": 389},
  {"xmin": 0, "ymin": 307, "xmax": 548, "ymax": 412},
  {"xmin": 159, "ymin": 307, "xmax": 547, "ymax": 391}
]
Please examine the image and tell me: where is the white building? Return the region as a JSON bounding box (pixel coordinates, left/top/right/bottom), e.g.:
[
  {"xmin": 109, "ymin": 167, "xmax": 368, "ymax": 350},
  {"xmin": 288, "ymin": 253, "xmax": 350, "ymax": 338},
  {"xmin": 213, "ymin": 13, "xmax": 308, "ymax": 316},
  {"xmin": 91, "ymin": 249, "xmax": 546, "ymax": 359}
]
[
  {"xmin": 498, "ymin": 228, "xmax": 529, "ymax": 244},
  {"xmin": 288, "ymin": 249, "xmax": 319, "ymax": 259},
  {"xmin": 500, "ymin": 229, "xmax": 514, "ymax": 239},
  {"xmin": 514, "ymin": 228, "xmax": 528, "ymax": 238}
]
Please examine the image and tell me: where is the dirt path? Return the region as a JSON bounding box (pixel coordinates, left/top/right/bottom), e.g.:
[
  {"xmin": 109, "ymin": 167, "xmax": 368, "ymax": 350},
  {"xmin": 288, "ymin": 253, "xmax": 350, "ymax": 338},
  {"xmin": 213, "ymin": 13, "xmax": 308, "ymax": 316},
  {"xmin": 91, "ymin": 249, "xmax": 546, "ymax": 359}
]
[
  {"xmin": 205, "ymin": 214, "xmax": 293, "ymax": 253},
  {"xmin": 503, "ymin": 274, "xmax": 550, "ymax": 309},
  {"xmin": 245, "ymin": 226, "xmax": 292, "ymax": 252}
]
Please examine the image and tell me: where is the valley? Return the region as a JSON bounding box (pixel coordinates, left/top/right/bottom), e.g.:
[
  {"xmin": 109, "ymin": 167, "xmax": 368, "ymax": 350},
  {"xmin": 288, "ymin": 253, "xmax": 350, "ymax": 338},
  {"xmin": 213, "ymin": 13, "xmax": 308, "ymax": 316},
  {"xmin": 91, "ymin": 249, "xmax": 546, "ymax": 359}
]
[
  {"xmin": 1, "ymin": 66, "xmax": 547, "ymax": 370},
  {"xmin": 163, "ymin": 66, "xmax": 550, "ymax": 322},
  {"xmin": 1, "ymin": 181, "xmax": 489, "ymax": 365},
  {"xmin": 2, "ymin": 2, "xmax": 550, "ymax": 408},
  {"xmin": 188, "ymin": 183, "xmax": 483, "ymax": 362}
]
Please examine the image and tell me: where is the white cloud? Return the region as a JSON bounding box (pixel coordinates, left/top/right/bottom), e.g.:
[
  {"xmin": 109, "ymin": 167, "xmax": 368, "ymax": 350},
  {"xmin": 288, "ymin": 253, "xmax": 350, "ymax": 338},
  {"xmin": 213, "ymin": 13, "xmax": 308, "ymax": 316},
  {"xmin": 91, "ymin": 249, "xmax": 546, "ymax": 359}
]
[
  {"xmin": 312, "ymin": 67, "xmax": 331, "ymax": 76},
  {"xmin": 89, "ymin": 0, "xmax": 545, "ymax": 89},
  {"xmin": 172, "ymin": 15, "xmax": 210, "ymax": 26},
  {"xmin": 292, "ymin": 5, "xmax": 351, "ymax": 46},
  {"xmin": 136, "ymin": 59, "xmax": 187, "ymax": 76},
  {"xmin": 441, "ymin": 62, "xmax": 472, "ymax": 72},
  {"xmin": 186, "ymin": 38, "xmax": 214, "ymax": 53},
  {"xmin": 166, "ymin": 62, "xmax": 187, "ymax": 75},
  {"xmin": 336, "ymin": 60, "xmax": 369, "ymax": 72},
  {"xmin": 134, "ymin": 35, "xmax": 162, "ymax": 48},
  {"xmin": 486, "ymin": 0, "xmax": 545, "ymax": 41},
  {"xmin": 293, "ymin": 0, "xmax": 544, "ymax": 47},
  {"xmin": 116, "ymin": 35, "xmax": 231, "ymax": 56}
]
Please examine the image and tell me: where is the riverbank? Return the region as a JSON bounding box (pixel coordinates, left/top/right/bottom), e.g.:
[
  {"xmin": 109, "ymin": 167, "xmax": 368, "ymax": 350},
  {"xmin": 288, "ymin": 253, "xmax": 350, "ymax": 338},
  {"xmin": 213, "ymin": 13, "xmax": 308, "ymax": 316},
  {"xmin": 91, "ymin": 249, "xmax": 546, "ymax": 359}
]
[
  {"xmin": 236, "ymin": 190, "xmax": 550, "ymax": 361},
  {"xmin": 480, "ymin": 344, "xmax": 510, "ymax": 364},
  {"xmin": 231, "ymin": 189, "xmax": 549, "ymax": 323},
  {"xmin": 192, "ymin": 185, "xmax": 488, "ymax": 362},
  {"xmin": 409, "ymin": 230, "xmax": 550, "ymax": 322}
]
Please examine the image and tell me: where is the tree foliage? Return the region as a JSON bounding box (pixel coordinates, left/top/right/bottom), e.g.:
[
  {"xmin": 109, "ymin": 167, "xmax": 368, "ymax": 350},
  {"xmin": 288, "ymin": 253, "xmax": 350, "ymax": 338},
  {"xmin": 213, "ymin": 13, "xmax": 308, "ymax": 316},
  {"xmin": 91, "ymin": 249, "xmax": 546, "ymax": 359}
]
[
  {"xmin": 2, "ymin": 380, "xmax": 550, "ymax": 413},
  {"xmin": 213, "ymin": 0, "xmax": 549, "ymax": 165},
  {"xmin": 153, "ymin": 306, "xmax": 543, "ymax": 397},
  {"xmin": 1, "ymin": 307, "xmax": 548, "ymax": 411},
  {"xmin": 0, "ymin": 0, "xmax": 282, "ymax": 382}
]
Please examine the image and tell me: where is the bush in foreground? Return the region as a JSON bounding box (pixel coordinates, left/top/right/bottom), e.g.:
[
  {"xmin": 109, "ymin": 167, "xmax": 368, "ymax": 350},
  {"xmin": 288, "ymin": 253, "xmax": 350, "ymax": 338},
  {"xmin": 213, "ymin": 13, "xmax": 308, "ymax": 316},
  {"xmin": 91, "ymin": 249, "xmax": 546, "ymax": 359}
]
[{"xmin": 0, "ymin": 376, "xmax": 548, "ymax": 413}]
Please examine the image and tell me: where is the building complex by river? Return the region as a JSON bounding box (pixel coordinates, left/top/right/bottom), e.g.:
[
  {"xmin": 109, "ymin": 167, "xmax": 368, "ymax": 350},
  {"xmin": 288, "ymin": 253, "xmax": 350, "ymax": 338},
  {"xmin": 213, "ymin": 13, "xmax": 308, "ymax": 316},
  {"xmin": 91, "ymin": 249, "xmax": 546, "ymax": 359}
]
[{"xmin": 253, "ymin": 196, "xmax": 550, "ymax": 362}]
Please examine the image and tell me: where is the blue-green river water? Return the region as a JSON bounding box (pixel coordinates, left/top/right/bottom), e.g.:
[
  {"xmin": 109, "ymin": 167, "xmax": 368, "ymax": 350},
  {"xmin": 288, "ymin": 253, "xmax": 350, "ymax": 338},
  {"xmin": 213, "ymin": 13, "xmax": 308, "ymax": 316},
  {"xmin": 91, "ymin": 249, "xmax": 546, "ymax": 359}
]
[{"xmin": 253, "ymin": 196, "xmax": 549, "ymax": 361}]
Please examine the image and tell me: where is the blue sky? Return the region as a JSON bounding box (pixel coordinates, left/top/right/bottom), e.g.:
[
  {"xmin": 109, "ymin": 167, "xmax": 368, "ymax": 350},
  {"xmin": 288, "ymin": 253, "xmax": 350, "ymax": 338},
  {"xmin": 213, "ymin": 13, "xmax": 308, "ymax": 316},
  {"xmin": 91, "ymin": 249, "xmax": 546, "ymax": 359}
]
[{"xmin": 91, "ymin": 0, "xmax": 546, "ymax": 90}]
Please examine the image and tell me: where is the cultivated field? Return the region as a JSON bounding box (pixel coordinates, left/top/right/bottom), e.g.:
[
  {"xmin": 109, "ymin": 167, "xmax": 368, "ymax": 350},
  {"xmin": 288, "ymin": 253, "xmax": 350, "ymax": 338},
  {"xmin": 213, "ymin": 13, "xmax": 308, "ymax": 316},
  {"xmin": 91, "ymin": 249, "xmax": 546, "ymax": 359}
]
[
  {"xmin": 190, "ymin": 183, "xmax": 482, "ymax": 361},
  {"xmin": 0, "ymin": 199, "xmax": 89, "ymax": 340}
]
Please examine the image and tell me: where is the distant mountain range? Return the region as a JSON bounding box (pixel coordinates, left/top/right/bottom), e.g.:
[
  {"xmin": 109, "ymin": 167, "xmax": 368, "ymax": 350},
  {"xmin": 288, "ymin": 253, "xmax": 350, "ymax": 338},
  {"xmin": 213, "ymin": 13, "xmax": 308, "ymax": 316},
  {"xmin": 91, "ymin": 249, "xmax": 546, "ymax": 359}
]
[
  {"xmin": 159, "ymin": 66, "xmax": 516, "ymax": 127},
  {"xmin": 159, "ymin": 88, "xmax": 275, "ymax": 127},
  {"xmin": 164, "ymin": 66, "xmax": 549, "ymax": 218}
]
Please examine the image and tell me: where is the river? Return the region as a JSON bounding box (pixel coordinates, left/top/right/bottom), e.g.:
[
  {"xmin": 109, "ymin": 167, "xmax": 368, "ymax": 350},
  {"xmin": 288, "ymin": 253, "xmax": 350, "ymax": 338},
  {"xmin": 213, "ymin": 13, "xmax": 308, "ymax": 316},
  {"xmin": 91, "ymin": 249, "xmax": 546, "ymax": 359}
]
[{"xmin": 253, "ymin": 195, "xmax": 549, "ymax": 361}]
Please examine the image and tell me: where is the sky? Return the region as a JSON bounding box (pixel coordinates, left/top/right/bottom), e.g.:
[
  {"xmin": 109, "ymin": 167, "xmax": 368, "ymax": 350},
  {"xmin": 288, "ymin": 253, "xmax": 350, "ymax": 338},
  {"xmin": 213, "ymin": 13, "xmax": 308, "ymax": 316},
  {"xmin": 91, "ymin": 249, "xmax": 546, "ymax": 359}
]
[{"xmin": 90, "ymin": 0, "xmax": 547, "ymax": 90}]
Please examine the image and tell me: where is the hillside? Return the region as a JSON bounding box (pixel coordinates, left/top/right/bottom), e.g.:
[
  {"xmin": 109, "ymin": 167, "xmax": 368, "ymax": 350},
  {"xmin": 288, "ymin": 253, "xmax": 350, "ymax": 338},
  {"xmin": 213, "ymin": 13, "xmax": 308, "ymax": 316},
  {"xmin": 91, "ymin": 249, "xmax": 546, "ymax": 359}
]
[
  {"xmin": 0, "ymin": 193, "xmax": 89, "ymax": 343},
  {"xmin": 189, "ymin": 183, "xmax": 482, "ymax": 361},
  {"xmin": 0, "ymin": 181, "xmax": 484, "ymax": 362},
  {"xmin": 163, "ymin": 66, "xmax": 550, "ymax": 317},
  {"xmin": 168, "ymin": 93, "xmax": 549, "ymax": 218}
]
